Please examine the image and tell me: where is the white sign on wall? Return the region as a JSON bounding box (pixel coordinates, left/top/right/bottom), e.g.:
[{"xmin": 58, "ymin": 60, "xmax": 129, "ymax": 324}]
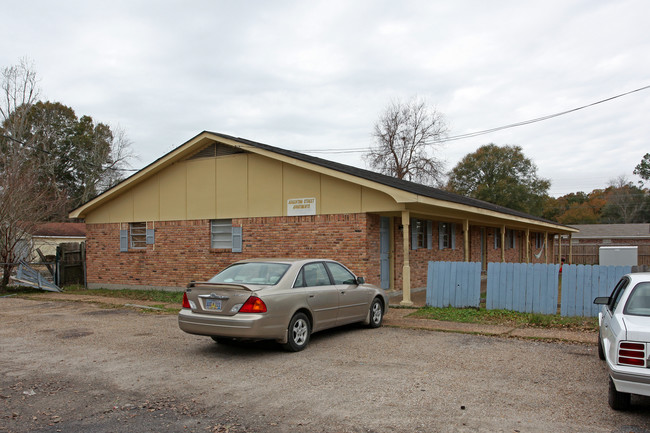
[{"xmin": 287, "ymin": 198, "xmax": 316, "ymax": 216}]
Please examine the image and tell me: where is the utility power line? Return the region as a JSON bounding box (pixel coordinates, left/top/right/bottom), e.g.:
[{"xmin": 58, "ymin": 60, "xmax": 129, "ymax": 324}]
[{"xmin": 298, "ymin": 84, "xmax": 650, "ymax": 155}]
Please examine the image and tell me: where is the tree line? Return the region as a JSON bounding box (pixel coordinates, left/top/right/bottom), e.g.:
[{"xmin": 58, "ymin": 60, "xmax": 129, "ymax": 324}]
[{"xmin": 0, "ymin": 59, "xmax": 132, "ymax": 288}]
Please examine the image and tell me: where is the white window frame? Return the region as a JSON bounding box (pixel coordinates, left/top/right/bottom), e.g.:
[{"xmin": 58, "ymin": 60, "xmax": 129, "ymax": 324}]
[
  {"xmin": 211, "ymin": 219, "xmax": 242, "ymax": 252},
  {"xmin": 211, "ymin": 219, "xmax": 233, "ymax": 249},
  {"xmin": 129, "ymin": 222, "xmax": 147, "ymax": 249},
  {"xmin": 439, "ymin": 222, "xmax": 455, "ymax": 250}
]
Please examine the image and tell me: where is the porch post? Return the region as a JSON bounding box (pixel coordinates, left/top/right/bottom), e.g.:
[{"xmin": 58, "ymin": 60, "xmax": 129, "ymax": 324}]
[
  {"xmin": 525, "ymin": 228, "xmax": 530, "ymax": 263},
  {"xmin": 463, "ymin": 219, "xmax": 470, "ymax": 262},
  {"xmin": 569, "ymin": 233, "xmax": 573, "ymax": 264},
  {"xmin": 501, "ymin": 225, "xmax": 506, "ymax": 262},
  {"xmin": 400, "ymin": 211, "xmax": 413, "ymax": 306},
  {"xmin": 544, "ymin": 232, "xmax": 549, "ymax": 264},
  {"xmin": 558, "ymin": 234, "xmax": 562, "ymax": 264}
]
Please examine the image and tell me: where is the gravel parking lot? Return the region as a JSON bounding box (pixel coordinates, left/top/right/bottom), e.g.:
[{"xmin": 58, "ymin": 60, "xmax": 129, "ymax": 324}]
[{"xmin": 2, "ymin": 297, "xmax": 650, "ymax": 433}]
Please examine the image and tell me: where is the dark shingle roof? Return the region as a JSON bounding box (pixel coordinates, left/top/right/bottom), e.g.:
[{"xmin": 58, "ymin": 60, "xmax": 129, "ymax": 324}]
[
  {"xmin": 570, "ymin": 224, "xmax": 650, "ymax": 239},
  {"xmin": 32, "ymin": 222, "xmax": 86, "ymax": 237},
  {"xmin": 207, "ymin": 131, "xmax": 560, "ymax": 225}
]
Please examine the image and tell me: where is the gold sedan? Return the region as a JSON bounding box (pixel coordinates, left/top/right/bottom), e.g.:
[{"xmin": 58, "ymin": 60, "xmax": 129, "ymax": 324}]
[{"xmin": 178, "ymin": 258, "xmax": 388, "ymax": 351}]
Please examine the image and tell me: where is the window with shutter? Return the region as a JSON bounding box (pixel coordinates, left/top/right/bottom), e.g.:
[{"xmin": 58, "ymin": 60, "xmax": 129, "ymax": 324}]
[
  {"xmin": 129, "ymin": 222, "xmax": 147, "ymax": 249},
  {"xmin": 211, "ymin": 219, "xmax": 242, "ymax": 252}
]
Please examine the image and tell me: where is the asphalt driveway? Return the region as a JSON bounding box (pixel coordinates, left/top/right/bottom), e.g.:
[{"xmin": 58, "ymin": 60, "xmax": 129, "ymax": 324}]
[{"xmin": 1, "ymin": 297, "xmax": 650, "ymax": 433}]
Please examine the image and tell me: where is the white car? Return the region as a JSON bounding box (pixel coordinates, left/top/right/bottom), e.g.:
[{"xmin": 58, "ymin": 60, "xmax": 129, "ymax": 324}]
[{"xmin": 594, "ymin": 272, "xmax": 650, "ymax": 410}]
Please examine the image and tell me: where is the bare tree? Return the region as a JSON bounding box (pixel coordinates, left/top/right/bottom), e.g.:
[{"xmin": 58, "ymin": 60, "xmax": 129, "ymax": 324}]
[
  {"xmin": 601, "ymin": 176, "xmax": 649, "ymax": 223},
  {"xmin": 0, "ymin": 60, "xmax": 62, "ymax": 289},
  {"xmin": 0, "ymin": 149, "xmax": 67, "ymax": 288},
  {"xmin": 1, "ymin": 57, "xmax": 40, "ymax": 141},
  {"xmin": 82, "ymin": 124, "xmax": 135, "ymax": 202},
  {"xmin": 364, "ymin": 97, "xmax": 448, "ymax": 186}
]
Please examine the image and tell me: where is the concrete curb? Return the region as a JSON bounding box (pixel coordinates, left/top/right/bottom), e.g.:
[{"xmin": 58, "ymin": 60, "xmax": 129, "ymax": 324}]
[{"xmin": 384, "ymin": 307, "xmax": 598, "ymax": 345}]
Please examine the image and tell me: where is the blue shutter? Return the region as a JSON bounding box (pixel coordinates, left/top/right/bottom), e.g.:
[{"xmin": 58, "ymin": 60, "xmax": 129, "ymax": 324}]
[
  {"xmin": 426, "ymin": 220, "xmax": 433, "ymax": 249},
  {"xmin": 146, "ymin": 229, "xmax": 155, "ymax": 245},
  {"xmin": 451, "ymin": 223, "xmax": 456, "ymax": 250},
  {"xmin": 232, "ymin": 226, "xmax": 242, "ymax": 253},
  {"xmin": 410, "ymin": 218, "xmax": 417, "ymax": 250},
  {"xmin": 120, "ymin": 230, "xmax": 128, "ymax": 252},
  {"xmin": 438, "ymin": 223, "xmax": 444, "ymax": 250}
]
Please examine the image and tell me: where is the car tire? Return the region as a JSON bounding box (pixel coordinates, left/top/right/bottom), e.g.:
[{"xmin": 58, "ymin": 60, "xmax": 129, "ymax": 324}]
[
  {"xmin": 608, "ymin": 376, "xmax": 631, "ymax": 410},
  {"xmin": 368, "ymin": 298, "xmax": 384, "ymax": 328},
  {"xmin": 282, "ymin": 312, "xmax": 310, "ymax": 352},
  {"xmin": 597, "ymin": 332, "xmax": 605, "ymax": 361}
]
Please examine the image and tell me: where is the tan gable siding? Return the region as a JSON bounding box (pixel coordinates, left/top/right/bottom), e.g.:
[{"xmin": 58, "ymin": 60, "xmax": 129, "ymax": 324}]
[
  {"xmin": 160, "ymin": 162, "xmax": 187, "ymax": 220},
  {"xmin": 216, "ymin": 154, "xmax": 248, "ymax": 217},
  {"xmin": 133, "ymin": 174, "xmax": 160, "ymax": 221},
  {"xmin": 83, "ymin": 151, "xmax": 397, "ymax": 224},
  {"xmin": 283, "ymin": 164, "xmax": 322, "ymax": 213},
  {"xmin": 322, "ymin": 175, "xmax": 361, "ymax": 214},
  {"xmin": 248, "ymin": 154, "xmax": 283, "ymax": 217},
  {"xmin": 187, "ymin": 158, "xmax": 216, "ymax": 219}
]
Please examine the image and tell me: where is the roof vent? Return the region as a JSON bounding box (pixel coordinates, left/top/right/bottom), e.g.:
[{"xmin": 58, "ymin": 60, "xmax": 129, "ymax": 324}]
[{"xmin": 188, "ymin": 143, "xmax": 244, "ymax": 160}]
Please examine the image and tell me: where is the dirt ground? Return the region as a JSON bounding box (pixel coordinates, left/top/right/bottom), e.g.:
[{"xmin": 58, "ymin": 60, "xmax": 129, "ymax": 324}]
[{"xmin": 2, "ymin": 296, "xmax": 650, "ymax": 433}]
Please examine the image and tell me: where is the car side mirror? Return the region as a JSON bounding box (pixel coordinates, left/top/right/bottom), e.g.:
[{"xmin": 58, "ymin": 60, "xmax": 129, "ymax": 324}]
[
  {"xmin": 356, "ymin": 277, "xmax": 365, "ymax": 285},
  {"xmin": 594, "ymin": 296, "xmax": 610, "ymax": 305}
]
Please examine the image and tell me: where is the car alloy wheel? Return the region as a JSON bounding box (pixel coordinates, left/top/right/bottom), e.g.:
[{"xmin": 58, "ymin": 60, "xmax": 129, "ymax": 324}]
[
  {"xmin": 368, "ymin": 298, "xmax": 383, "ymax": 328},
  {"xmin": 283, "ymin": 312, "xmax": 311, "ymax": 352}
]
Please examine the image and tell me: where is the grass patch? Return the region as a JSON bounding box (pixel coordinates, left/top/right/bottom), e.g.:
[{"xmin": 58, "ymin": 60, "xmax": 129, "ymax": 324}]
[
  {"xmin": 63, "ymin": 286, "xmax": 184, "ymax": 304},
  {"xmin": 0, "ymin": 285, "xmax": 47, "ymax": 296},
  {"xmin": 410, "ymin": 306, "xmax": 598, "ymax": 331}
]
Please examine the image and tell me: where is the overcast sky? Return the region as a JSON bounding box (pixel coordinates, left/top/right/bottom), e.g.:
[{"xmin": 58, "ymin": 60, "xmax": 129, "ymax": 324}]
[{"xmin": 3, "ymin": 0, "xmax": 649, "ymax": 197}]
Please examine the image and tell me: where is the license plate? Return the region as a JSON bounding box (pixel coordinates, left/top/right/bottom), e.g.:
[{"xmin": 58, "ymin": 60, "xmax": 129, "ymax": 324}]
[{"xmin": 205, "ymin": 299, "xmax": 222, "ymax": 311}]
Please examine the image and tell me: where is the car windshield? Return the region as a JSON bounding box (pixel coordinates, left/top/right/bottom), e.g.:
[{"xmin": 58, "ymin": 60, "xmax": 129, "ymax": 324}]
[
  {"xmin": 624, "ymin": 282, "xmax": 650, "ymax": 316},
  {"xmin": 208, "ymin": 262, "xmax": 290, "ymax": 285}
]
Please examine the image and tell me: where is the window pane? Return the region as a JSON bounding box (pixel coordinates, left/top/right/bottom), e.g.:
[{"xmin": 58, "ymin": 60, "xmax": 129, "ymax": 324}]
[
  {"xmin": 211, "ymin": 219, "xmax": 232, "ymax": 249},
  {"xmin": 130, "ymin": 222, "xmax": 146, "ymax": 249},
  {"xmin": 624, "ymin": 283, "xmax": 650, "ymax": 316},
  {"xmin": 208, "ymin": 262, "xmax": 290, "ymax": 285},
  {"xmin": 302, "ymin": 263, "xmax": 331, "ymax": 287},
  {"xmin": 326, "ymin": 262, "xmax": 356, "ymax": 284}
]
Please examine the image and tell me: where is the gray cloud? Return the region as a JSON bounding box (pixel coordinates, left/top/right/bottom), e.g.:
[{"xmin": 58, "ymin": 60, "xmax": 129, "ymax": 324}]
[{"xmin": 2, "ymin": 0, "xmax": 649, "ymax": 196}]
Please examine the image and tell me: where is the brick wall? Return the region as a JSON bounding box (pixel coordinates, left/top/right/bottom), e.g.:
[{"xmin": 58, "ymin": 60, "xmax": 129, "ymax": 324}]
[
  {"xmin": 86, "ymin": 213, "xmax": 379, "ymax": 289},
  {"xmin": 86, "ymin": 212, "xmax": 555, "ymax": 291}
]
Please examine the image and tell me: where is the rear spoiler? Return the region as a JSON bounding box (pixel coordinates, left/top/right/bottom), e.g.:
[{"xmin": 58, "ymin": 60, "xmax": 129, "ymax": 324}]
[{"xmin": 186, "ymin": 281, "xmax": 254, "ymax": 291}]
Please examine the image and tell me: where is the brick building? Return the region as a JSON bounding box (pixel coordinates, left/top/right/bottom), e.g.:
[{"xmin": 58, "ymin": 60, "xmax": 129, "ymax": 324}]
[{"xmin": 70, "ymin": 131, "xmax": 576, "ymax": 304}]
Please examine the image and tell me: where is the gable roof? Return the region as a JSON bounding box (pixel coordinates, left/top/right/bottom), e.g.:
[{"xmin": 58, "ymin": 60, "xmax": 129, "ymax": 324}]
[
  {"xmin": 570, "ymin": 224, "xmax": 650, "ymax": 239},
  {"xmin": 70, "ymin": 131, "xmax": 575, "ymax": 233}
]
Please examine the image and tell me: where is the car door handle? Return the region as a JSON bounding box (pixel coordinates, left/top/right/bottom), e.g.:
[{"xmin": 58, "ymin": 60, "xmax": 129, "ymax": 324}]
[{"xmin": 309, "ymin": 295, "xmax": 315, "ymax": 298}]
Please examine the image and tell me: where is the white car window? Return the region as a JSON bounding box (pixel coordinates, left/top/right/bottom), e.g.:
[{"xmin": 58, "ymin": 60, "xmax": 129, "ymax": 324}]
[
  {"xmin": 609, "ymin": 277, "xmax": 630, "ymax": 313},
  {"xmin": 624, "ymin": 282, "xmax": 650, "ymax": 316}
]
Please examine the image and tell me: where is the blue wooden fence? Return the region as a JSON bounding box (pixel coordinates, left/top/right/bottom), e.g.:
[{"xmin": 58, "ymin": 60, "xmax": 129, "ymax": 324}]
[
  {"xmin": 486, "ymin": 262, "xmax": 560, "ymax": 315},
  {"xmin": 560, "ymin": 264, "xmax": 631, "ymax": 317},
  {"xmin": 426, "ymin": 261, "xmax": 481, "ymax": 308},
  {"xmin": 425, "ymin": 261, "xmax": 633, "ymax": 317}
]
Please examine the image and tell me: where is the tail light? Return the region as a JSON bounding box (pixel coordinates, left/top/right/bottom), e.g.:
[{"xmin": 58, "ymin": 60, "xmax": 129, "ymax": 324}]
[
  {"xmin": 182, "ymin": 292, "xmax": 191, "ymax": 309},
  {"xmin": 618, "ymin": 342, "xmax": 647, "ymax": 367},
  {"xmin": 238, "ymin": 296, "xmax": 267, "ymax": 313}
]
